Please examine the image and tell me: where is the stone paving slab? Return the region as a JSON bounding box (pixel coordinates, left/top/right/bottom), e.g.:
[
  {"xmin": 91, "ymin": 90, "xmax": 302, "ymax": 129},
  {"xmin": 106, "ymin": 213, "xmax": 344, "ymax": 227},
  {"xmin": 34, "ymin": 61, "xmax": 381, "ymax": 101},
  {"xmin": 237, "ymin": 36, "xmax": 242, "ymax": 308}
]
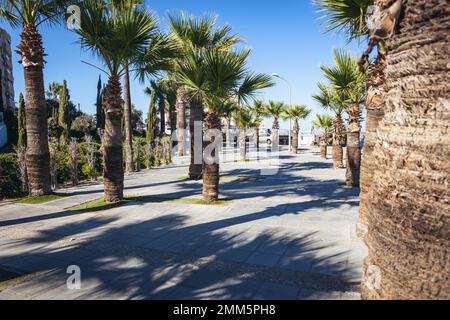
[{"xmin": 0, "ymin": 146, "xmax": 366, "ymax": 300}]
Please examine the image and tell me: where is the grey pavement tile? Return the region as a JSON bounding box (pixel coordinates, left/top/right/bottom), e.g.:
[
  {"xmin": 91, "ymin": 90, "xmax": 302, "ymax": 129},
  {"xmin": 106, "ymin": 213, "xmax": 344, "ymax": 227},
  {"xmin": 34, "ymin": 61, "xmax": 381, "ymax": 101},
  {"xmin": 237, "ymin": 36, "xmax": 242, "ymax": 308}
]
[
  {"xmin": 245, "ymin": 252, "xmax": 281, "ymax": 267},
  {"xmin": 254, "ymin": 282, "xmax": 300, "ymax": 300}
]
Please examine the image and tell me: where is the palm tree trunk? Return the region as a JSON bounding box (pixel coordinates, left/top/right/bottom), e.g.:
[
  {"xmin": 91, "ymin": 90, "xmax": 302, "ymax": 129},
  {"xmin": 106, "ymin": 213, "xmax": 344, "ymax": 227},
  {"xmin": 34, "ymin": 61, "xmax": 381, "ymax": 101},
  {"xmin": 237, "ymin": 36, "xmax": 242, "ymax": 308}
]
[
  {"xmin": 103, "ymin": 76, "xmax": 124, "ymax": 202},
  {"xmin": 358, "ymin": 55, "xmax": 386, "ymax": 238},
  {"xmin": 291, "ymin": 120, "xmax": 299, "ymax": 154},
  {"xmin": 332, "ymin": 115, "xmax": 344, "ymax": 169},
  {"xmin": 176, "ymin": 87, "xmax": 188, "ymax": 156},
  {"xmin": 226, "ymin": 119, "xmax": 232, "ymax": 148},
  {"xmin": 18, "ymin": 25, "xmax": 51, "ymax": 196},
  {"xmin": 345, "ymin": 103, "xmax": 361, "ymax": 187},
  {"xmin": 189, "ymin": 97, "xmax": 203, "ymax": 179},
  {"xmin": 203, "ymin": 112, "xmax": 221, "ymax": 202},
  {"xmin": 319, "ymin": 140, "xmax": 327, "ymax": 159},
  {"xmin": 361, "ymin": 0, "xmax": 450, "ymax": 300},
  {"xmin": 272, "ymin": 117, "xmax": 279, "ymax": 150},
  {"xmin": 239, "ymin": 129, "xmax": 247, "ymax": 161},
  {"xmin": 123, "ymin": 63, "xmax": 134, "ymax": 173}
]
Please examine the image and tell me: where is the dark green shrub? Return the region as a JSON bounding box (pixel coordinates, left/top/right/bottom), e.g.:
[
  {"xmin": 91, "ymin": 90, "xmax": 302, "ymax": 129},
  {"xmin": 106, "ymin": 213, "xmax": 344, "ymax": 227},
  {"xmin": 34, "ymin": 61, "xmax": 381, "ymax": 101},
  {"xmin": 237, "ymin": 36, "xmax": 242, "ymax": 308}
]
[{"xmin": 0, "ymin": 153, "xmax": 22, "ymax": 199}]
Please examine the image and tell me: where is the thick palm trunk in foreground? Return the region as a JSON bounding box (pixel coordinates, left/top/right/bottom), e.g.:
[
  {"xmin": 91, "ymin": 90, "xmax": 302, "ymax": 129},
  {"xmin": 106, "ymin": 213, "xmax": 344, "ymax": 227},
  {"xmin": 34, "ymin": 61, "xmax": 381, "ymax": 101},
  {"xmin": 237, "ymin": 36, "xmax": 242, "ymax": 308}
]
[
  {"xmin": 123, "ymin": 64, "xmax": 134, "ymax": 173},
  {"xmin": 203, "ymin": 112, "xmax": 221, "ymax": 202},
  {"xmin": 189, "ymin": 97, "xmax": 203, "ymax": 179},
  {"xmin": 176, "ymin": 87, "xmax": 188, "ymax": 156},
  {"xmin": 345, "ymin": 103, "xmax": 361, "ymax": 186},
  {"xmin": 358, "ymin": 55, "xmax": 386, "ymax": 238},
  {"xmin": 331, "ymin": 116, "xmax": 343, "ymax": 169},
  {"xmin": 18, "ymin": 25, "xmax": 51, "ymax": 196},
  {"xmin": 103, "ymin": 76, "xmax": 124, "ymax": 202},
  {"xmin": 361, "ymin": 0, "xmax": 450, "ymax": 299},
  {"xmin": 291, "ymin": 120, "xmax": 299, "ymax": 154}
]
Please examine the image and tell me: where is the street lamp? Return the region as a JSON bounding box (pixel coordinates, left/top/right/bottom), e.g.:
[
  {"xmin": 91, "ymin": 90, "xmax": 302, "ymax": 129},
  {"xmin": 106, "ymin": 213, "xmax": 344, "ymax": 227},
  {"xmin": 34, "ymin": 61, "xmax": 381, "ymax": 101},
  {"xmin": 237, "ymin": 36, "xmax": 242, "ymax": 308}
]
[{"xmin": 272, "ymin": 73, "xmax": 292, "ymax": 149}]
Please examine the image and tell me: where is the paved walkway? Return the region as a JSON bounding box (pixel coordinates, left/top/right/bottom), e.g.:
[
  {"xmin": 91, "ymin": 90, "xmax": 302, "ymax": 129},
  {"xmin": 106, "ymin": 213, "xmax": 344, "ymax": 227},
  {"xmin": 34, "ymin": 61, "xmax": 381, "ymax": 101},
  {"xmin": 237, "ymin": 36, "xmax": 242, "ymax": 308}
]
[{"xmin": 0, "ymin": 146, "xmax": 366, "ymax": 300}]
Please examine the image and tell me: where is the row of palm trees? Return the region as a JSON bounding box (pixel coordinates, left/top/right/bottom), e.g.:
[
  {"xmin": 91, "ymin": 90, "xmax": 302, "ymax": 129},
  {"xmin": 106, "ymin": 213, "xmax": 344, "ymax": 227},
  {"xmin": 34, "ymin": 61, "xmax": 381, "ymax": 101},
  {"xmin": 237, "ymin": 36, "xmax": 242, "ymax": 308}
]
[
  {"xmin": 313, "ymin": 48, "xmax": 365, "ymax": 187},
  {"xmin": 229, "ymin": 101, "xmax": 312, "ymax": 161},
  {"xmin": 0, "ymin": 0, "xmax": 275, "ymax": 203},
  {"xmin": 315, "ymin": 0, "xmax": 449, "ymax": 299}
]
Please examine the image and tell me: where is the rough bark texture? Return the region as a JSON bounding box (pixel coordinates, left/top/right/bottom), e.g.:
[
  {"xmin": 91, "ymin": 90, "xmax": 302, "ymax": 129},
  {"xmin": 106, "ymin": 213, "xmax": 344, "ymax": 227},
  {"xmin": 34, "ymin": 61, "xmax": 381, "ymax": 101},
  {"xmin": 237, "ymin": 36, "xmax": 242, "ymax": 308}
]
[
  {"xmin": 123, "ymin": 64, "xmax": 134, "ymax": 173},
  {"xmin": 18, "ymin": 25, "xmax": 51, "ymax": 196},
  {"xmin": 358, "ymin": 55, "xmax": 386, "ymax": 239},
  {"xmin": 189, "ymin": 97, "xmax": 203, "ymax": 179},
  {"xmin": 291, "ymin": 120, "xmax": 299, "ymax": 154},
  {"xmin": 103, "ymin": 76, "xmax": 124, "ymax": 202},
  {"xmin": 202, "ymin": 112, "xmax": 221, "ymax": 202},
  {"xmin": 332, "ymin": 115, "xmax": 344, "ymax": 169},
  {"xmin": 176, "ymin": 87, "xmax": 188, "ymax": 156},
  {"xmin": 361, "ymin": 0, "xmax": 450, "ymax": 300},
  {"xmin": 345, "ymin": 103, "xmax": 361, "ymax": 187}
]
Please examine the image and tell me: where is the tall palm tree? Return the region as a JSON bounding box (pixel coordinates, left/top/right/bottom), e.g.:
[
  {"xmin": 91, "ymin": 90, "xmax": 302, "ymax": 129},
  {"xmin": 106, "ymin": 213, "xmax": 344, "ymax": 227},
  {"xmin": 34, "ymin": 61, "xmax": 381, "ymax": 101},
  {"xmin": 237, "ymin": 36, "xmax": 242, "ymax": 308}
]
[
  {"xmin": 176, "ymin": 47, "xmax": 273, "ymax": 202},
  {"xmin": 75, "ymin": 0, "xmax": 154, "ymax": 202},
  {"xmin": 313, "ymin": 0, "xmax": 401, "ymax": 235},
  {"xmin": 360, "ymin": 0, "xmax": 449, "ymax": 300},
  {"xmin": 312, "ymin": 114, "xmax": 333, "ymax": 159},
  {"xmin": 234, "ymin": 106, "xmax": 257, "ymax": 161},
  {"xmin": 221, "ymin": 100, "xmax": 237, "ymax": 148},
  {"xmin": 250, "ymin": 99, "xmax": 265, "ymax": 149},
  {"xmin": 321, "ymin": 49, "xmax": 366, "ymax": 186},
  {"xmin": 262, "ymin": 101, "xmax": 286, "ymax": 150},
  {"xmin": 313, "ymin": 83, "xmax": 346, "ymax": 169},
  {"xmin": 0, "ymin": 0, "xmax": 71, "ymax": 195},
  {"xmin": 167, "ymin": 13, "xmax": 242, "ymax": 173},
  {"xmin": 282, "ymin": 105, "xmax": 312, "ymax": 154}
]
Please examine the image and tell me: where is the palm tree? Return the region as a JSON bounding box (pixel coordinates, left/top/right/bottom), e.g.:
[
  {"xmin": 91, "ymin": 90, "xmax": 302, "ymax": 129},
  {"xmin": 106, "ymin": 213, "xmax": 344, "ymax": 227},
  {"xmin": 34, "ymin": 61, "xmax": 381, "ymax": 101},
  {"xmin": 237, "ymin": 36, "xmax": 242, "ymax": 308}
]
[
  {"xmin": 360, "ymin": 0, "xmax": 449, "ymax": 300},
  {"xmin": 0, "ymin": 0, "xmax": 71, "ymax": 195},
  {"xmin": 262, "ymin": 101, "xmax": 286, "ymax": 150},
  {"xmin": 251, "ymin": 99, "xmax": 265, "ymax": 149},
  {"xmin": 75, "ymin": 0, "xmax": 154, "ymax": 202},
  {"xmin": 282, "ymin": 105, "xmax": 312, "ymax": 154},
  {"xmin": 321, "ymin": 49, "xmax": 366, "ymax": 186},
  {"xmin": 313, "ymin": 83, "xmax": 346, "ymax": 169},
  {"xmin": 313, "ymin": 0, "xmax": 402, "ymax": 235},
  {"xmin": 167, "ymin": 13, "xmax": 242, "ymax": 173},
  {"xmin": 234, "ymin": 106, "xmax": 257, "ymax": 161},
  {"xmin": 221, "ymin": 101, "xmax": 237, "ymax": 148},
  {"xmin": 175, "ymin": 47, "xmax": 273, "ymax": 202},
  {"xmin": 312, "ymin": 114, "xmax": 333, "ymax": 159}
]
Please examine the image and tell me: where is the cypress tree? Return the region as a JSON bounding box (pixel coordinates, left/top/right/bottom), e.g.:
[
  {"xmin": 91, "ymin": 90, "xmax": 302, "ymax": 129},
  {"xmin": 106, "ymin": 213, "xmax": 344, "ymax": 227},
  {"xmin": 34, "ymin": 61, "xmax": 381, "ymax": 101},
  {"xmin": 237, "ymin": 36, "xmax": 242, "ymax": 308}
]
[
  {"xmin": 95, "ymin": 76, "xmax": 104, "ymax": 130},
  {"xmin": 146, "ymin": 90, "xmax": 157, "ymax": 146},
  {"xmin": 58, "ymin": 80, "xmax": 70, "ymax": 145},
  {"xmin": 17, "ymin": 93, "xmax": 26, "ymax": 148}
]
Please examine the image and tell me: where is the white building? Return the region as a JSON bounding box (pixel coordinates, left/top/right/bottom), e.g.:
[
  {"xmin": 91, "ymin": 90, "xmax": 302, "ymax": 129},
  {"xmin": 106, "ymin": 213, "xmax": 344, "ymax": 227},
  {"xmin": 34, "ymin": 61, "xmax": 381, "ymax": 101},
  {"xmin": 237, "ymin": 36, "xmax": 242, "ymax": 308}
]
[
  {"xmin": 299, "ymin": 132, "xmax": 315, "ymax": 146},
  {"xmin": 0, "ymin": 27, "xmax": 14, "ymax": 148}
]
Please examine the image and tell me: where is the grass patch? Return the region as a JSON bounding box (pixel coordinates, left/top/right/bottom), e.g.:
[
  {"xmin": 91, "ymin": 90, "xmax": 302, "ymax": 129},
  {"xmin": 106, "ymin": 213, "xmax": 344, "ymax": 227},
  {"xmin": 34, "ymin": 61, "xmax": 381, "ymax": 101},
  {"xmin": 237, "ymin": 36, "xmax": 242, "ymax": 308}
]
[
  {"xmin": 133, "ymin": 195, "xmax": 232, "ymax": 206},
  {"xmin": 221, "ymin": 175, "xmax": 264, "ymax": 183},
  {"xmin": 14, "ymin": 193, "xmax": 68, "ymax": 204},
  {"xmin": 67, "ymin": 197, "xmax": 136, "ymax": 213},
  {"xmin": 0, "ymin": 268, "xmax": 27, "ymax": 287}
]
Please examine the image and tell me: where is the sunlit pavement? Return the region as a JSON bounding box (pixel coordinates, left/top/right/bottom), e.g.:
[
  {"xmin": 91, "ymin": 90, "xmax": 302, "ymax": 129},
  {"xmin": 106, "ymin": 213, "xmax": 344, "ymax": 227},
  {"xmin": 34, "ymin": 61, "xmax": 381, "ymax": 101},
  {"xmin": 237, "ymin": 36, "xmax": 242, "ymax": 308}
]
[{"xmin": 0, "ymin": 146, "xmax": 366, "ymax": 300}]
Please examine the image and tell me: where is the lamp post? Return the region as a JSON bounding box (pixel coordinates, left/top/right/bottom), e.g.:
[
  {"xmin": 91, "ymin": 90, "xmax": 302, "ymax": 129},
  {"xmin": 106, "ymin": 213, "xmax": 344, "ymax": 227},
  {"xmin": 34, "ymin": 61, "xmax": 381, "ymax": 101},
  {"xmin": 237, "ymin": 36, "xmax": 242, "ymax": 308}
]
[{"xmin": 272, "ymin": 73, "xmax": 292, "ymax": 149}]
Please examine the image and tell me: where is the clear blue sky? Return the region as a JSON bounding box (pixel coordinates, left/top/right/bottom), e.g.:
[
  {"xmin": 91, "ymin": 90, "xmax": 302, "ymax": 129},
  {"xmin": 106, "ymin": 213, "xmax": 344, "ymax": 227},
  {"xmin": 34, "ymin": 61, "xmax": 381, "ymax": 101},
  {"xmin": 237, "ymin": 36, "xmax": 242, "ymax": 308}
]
[{"xmin": 1, "ymin": 0, "xmax": 363, "ymax": 131}]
